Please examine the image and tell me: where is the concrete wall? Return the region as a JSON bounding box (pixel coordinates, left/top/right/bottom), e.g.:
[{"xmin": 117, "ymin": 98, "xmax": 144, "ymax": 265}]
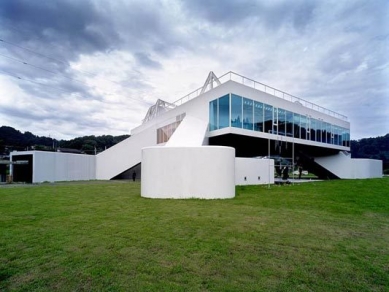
[
  {"xmin": 315, "ymin": 152, "xmax": 382, "ymax": 179},
  {"xmin": 141, "ymin": 146, "xmax": 235, "ymax": 199},
  {"xmin": 235, "ymin": 158, "xmax": 274, "ymax": 185},
  {"xmin": 352, "ymin": 159, "xmax": 382, "ymax": 179}
]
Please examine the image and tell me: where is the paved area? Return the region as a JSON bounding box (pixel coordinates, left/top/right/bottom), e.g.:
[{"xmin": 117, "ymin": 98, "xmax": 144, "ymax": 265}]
[{"xmin": 274, "ymin": 178, "xmax": 322, "ymax": 184}]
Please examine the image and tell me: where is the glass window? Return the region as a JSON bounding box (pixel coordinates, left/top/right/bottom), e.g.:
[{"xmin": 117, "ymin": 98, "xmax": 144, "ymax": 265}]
[
  {"xmin": 231, "ymin": 94, "xmax": 242, "ymax": 128},
  {"xmin": 333, "ymin": 125, "xmax": 339, "ymax": 145},
  {"xmin": 278, "ymin": 108, "xmax": 286, "ymax": 136},
  {"xmin": 345, "ymin": 129, "xmax": 350, "ymax": 147},
  {"xmin": 254, "ymin": 101, "xmax": 264, "ymax": 132},
  {"xmin": 321, "ymin": 122, "xmax": 327, "ymax": 143},
  {"xmin": 162, "ymin": 126, "xmax": 168, "ymax": 143},
  {"xmin": 300, "ymin": 115, "xmax": 307, "ymax": 140},
  {"xmin": 316, "ymin": 119, "xmax": 321, "ymax": 142},
  {"xmin": 243, "ymin": 98, "xmax": 253, "ymax": 130},
  {"xmin": 326, "ymin": 123, "xmax": 332, "ymax": 144},
  {"xmin": 286, "ymin": 111, "xmax": 293, "ymax": 137},
  {"xmin": 209, "ymin": 99, "xmax": 218, "ymax": 131},
  {"xmin": 157, "ymin": 128, "xmax": 162, "ymax": 144},
  {"xmin": 273, "ymin": 107, "xmax": 278, "ymax": 135},
  {"xmin": 294, "ymin": 113, "xmax": 300, "ymax": 138},
  {"xmin": 338, "ymin": 127, "xmax": 343, "ymax": 146},
  {"xmin": 264, "ymin": 104, "xmax": 273, "ymax": 133},
  {"xmin": 310, "ymin": 118, "xmax": 316, "ymax": 141},
  {"xmin": 339, "ymin": 127, "xmax": 344, "ymax": 146},
  {"xmin": 342, "ymin": 128, "xmax": 349, "ymax": 147},
  {"xmin": 218, "ymin": 94, "xmax": 230, "ymax": 129}
]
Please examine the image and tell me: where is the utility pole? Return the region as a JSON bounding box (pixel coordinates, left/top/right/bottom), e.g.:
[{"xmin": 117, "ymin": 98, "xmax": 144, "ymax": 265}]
[{"xmin": 268, "ymin": 130, "xmax": 271, "ymax": 189}]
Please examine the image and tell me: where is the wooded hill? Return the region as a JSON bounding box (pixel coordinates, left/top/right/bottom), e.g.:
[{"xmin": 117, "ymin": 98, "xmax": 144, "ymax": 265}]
[
  {"xmin": 0, "ymin": 126, "xmax": 129, "ymax": 155},
  {"xmin": 350, "ymin": 134, "xmax": 389, "ymax": 172}
]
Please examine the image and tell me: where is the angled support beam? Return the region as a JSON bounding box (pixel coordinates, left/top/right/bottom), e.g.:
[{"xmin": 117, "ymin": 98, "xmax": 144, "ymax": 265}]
[{"xmin": 200, "ymin": 71, "xmax": 221, "ymax": 94}]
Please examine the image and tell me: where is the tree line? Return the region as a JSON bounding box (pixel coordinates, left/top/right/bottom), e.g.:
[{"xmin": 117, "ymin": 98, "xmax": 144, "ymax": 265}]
[
  {"xmin": 0, "ymin": 126, "xmax": 129, "ymax": 155},
  {"xmin": 350, "ymin": 134, "xmax": 389, "ymax": 173}
]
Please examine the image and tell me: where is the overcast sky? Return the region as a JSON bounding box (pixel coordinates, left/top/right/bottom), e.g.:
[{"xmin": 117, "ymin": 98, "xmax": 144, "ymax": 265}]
[{"xmin": 0, "ymin": 0, "xmax": 388, "ymax": 140}]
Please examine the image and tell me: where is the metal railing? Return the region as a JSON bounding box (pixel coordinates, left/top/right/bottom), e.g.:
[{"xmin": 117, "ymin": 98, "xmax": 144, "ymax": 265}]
[{"xmin": 173, "ymin": 71, "xmax": 348, "ymax": 121}]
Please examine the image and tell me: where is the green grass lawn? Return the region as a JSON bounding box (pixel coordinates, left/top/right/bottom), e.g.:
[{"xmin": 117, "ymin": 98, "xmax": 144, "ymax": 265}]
[{"xmin": 1, "ymin": 179, "xmax": 388, "ymax": 291}]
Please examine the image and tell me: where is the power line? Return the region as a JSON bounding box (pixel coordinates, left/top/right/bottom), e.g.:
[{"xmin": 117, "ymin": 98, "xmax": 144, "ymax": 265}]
[
  {"xmin": 0, "ymin": 52, "xmax": 153, "ymax": 106},
  {"xmin": 0, "ymin": 68, "xmax": 152, "ymax": 106},
  {"xmin": 0, "ymin": 52, "xmax": 145, "ymax": 102},
  {"xmin": 0, "ymin": 38, "xmax": 68, "ymax": 65},
  {"xmin": 0, "ymin": 37, "xmax": 139, "ymax": 88},
  {"xmin": 0, "ymin": 52, "xmax": 89, "ymax": 86},
  {"xmin": 0, "ymin": 68, "xmax": 91, "ymax": 97}
]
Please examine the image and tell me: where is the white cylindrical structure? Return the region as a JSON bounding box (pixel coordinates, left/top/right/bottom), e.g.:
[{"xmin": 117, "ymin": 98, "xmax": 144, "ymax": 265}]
[{"xmin": 141, "ymin": 146, "xmax": 235, "ymax": 199}]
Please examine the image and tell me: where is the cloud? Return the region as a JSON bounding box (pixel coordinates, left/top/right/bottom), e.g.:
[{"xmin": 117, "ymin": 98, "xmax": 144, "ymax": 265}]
[
  {"xmin": 134, "ymin": 52, "xmax": 162, "ymax": 69},
  {"xmin": 182, "ymin": 0, "xmax": 317, "ymax": 31},
  {"xmin": 0, "ymin": 0, "xmax": 388, "ymax": 140},
  {"xmin": 0, "ymin": 0, "xmax": 119, "ymax": 59}
]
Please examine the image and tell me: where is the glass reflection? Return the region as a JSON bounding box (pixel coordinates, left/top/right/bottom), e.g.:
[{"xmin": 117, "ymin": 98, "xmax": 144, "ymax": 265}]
[{"xmin": 231, "ymin": 94, "xmax": 242, "ymax": 128}]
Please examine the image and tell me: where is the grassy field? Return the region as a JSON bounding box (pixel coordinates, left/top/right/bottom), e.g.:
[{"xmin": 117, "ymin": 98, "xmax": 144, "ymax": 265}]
[{"xmin": 0, "ymin": 179, "xmax": 388, "ymax": 291}]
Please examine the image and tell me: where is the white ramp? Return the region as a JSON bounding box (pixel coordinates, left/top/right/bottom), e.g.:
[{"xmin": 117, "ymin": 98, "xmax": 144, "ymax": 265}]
[
  {"xmin": 96, "ymin": 127, "xmax": 156, "ymax": 180},
  {"xmin": 166, "ymin": 116, "xmax": 208, "ymax": 146},
  {"xmin": 315, "ymin": 152, "xmax": 382, "ymax": 179}
]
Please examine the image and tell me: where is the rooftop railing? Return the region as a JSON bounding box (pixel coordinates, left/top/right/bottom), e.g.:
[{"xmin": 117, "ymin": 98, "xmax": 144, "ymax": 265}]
[{"xmin": 173, "ymin": 71, "xmax": 348, "ymax": 121}]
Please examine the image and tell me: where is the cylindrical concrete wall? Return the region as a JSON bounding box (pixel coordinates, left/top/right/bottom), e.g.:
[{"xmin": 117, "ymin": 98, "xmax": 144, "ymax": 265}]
[{"xmin": 141, "ymin": 146, "xmax": 235, "ymax": 199}]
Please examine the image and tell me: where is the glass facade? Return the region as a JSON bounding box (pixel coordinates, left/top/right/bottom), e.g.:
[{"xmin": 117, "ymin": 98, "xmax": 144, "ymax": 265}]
[
  {"xmin": 209, "ymin": 94, "xmax": 350, "ymax": 147},
  {"xmin": 157, "ymin": 113, "xmax": 186, "ymax": 144}
]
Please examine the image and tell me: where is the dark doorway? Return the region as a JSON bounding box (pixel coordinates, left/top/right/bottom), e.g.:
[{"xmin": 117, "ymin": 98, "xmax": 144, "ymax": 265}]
[
  {"xmin": 112, "ymin": 163, "xmax": 141, "ymax": 181},
  {"xmin": 0, "ymin": 164, "xmax": 7, "ymax": 182},
  {"xmin": 12, "ymin": 155, "xmax": 33, "ymax": 183}
]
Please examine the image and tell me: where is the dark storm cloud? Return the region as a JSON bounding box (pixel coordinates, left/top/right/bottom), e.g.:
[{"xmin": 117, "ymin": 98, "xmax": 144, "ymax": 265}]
[
  {"xmin": 0, "ymin": 0, "xmax": 120, "ymax": 60},
  {"xmin": 0, "ymin": 0, "xmax": 180, "ymax": 96},
  {"xmin": 0, "ymin": 104, "xmax": 91, "ymax": 122},
  {"xmin": 0, "ymin": 57, "xmax": 103, "ymax": 102},
  {"xmin": 111, "ymin": 0, "xmax": 183, "ymax": 56},
  {"xmin": 134, "ymin": 52, "xmax": 161, "ymax": 69},
  {"xmin": 182, "ymin": 0, "xmax": 317, "ymax": 31}
]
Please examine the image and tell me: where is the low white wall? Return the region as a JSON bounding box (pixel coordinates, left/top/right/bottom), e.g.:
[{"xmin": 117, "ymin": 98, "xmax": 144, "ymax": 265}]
[
  {"xmin": 235, "ymin": 158, "xmax": 274, "ymax": 185},
  {"xmin": 315, "ymin": 152, "xmax": 382, "ymax": 179},
  {"xmin": 10, "ymin": 151, "xmax": 96, "ymax": 183},
  {"xmin": 141, "ymin": 146, "xmax": 235, "ymax": 199},
  {"xmin": 34, "ymin": 151, "xmax": 95, "ymax": 183},
  {"xmin": 352, "ymin": 159, "xmax": 382, "ymax": 178}
]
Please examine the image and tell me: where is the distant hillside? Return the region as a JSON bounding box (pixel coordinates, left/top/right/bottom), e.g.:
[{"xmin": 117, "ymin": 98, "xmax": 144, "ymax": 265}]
[
  {"xmin": 350, "ymin": 133, "xmax": 389, "ymax": 173},
  {"xmin": 0, "ymin": 126, "xmax": 130, "ymax": 155}
]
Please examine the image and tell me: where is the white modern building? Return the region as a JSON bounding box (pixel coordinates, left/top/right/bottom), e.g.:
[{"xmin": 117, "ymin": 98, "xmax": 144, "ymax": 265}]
[{"xmin": 11, "ymin": 71, "xmax": 382, "ymax": 198}]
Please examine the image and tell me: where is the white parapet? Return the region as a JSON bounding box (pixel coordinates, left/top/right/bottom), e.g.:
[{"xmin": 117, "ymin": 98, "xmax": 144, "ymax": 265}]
[{"xmin": 141, "ymin": 146, "xmax": 235, "ymax": 199}]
